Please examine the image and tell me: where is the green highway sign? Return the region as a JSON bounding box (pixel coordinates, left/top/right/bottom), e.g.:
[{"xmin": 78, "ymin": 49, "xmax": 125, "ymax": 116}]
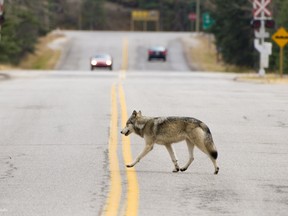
[{"xmin": 202, "ymin": 12, "xmax": 214, "ymax": 30}]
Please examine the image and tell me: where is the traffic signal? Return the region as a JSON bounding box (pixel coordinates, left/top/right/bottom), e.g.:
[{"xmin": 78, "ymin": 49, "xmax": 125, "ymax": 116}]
[
  {"xmin": 251, "ymin": 20, "xmax": 261, "ymax": 29},
  {"xmin": 265, "ymin": 19, "xmax": 275, "ymax": 29},
  {"xmin": 0, "ymin": 14, "xmax": 4, "ymax": 25},
  {"xmin": 251, "ymin": 19, "xmax": 275, "ymax": 29}
]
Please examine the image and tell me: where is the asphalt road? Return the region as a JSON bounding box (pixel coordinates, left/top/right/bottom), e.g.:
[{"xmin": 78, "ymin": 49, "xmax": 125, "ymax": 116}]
[
  {"xmin": 0, "ymin": 31, "xmax": 288, "ymax": 216},
  {"xmin": 57, "ymin": 31, "xmax": 191, "ymax": 72}
]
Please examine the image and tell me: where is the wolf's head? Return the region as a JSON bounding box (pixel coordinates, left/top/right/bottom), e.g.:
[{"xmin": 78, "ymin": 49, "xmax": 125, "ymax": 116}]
[{"xmin": 120, "ymin": 110, "xmax": 142, "ymax": 136}]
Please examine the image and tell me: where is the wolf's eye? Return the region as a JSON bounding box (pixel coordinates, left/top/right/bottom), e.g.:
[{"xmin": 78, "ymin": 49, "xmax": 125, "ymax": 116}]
[{"xmin": 126, "ymin": 120, "xmax": 132, "ymax": 126}]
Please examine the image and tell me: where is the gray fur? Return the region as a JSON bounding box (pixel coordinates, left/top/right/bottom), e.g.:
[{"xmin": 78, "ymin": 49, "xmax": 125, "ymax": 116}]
[{"xmin": 121, "ymin": 110, "xmax": 219, "ymax": 174}]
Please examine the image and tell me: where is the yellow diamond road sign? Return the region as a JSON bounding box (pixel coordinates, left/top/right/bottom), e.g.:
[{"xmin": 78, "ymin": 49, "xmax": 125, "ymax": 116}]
[{"xmin": 272, "ymin": 27, "xmax": 288, "ymax": 48}]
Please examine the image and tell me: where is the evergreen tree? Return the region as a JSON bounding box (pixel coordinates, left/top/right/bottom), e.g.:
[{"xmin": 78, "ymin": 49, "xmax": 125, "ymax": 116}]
[
  {"xmin": 270, "ymin": 0, "xmax": 288, "ymax": 74},
  {"xmin": 81, "ymin": 0, "xmax": 105, "ymax": 30},
  {"xmin": 0, "ymin": 2, "xmax": 43, "ymax": 64},
  {"xmin": 208, "ymin": 0, "xmax": 256, "ymax": 68}
]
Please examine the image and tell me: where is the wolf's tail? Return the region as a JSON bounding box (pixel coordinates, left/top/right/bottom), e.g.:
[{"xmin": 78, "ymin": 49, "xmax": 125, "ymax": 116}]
[{"xmin": 200, "ymin": 122, "xmax": 218, "ymax": 159}]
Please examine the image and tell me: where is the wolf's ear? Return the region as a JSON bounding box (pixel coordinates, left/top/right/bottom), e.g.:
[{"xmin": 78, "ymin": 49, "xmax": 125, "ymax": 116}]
[
  {"xmin": 138, "ymin": 110, "xmax": 142, "ymax": 116},
  {"xmin": 132, "ymin": 110, "xmax": 137, "ymax": 116}
]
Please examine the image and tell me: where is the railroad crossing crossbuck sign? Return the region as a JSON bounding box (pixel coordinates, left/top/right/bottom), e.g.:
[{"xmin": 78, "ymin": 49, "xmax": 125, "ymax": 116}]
[
  {"xmin": 253, "ymin": 0, "xmax": 272, "ymax": 17},
  {"xmin": 0, "ymin": 0, "xmax": 3, "ymax": 14},
  {"xmin": 0, "ymin": 4, "xmax": 3, "ymax": 15}
]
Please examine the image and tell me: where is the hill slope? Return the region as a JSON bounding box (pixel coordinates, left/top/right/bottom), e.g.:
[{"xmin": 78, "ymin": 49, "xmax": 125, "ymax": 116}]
[{"xmin": 104, "ymin": 2, "xmax": 131, "ymax": 31}]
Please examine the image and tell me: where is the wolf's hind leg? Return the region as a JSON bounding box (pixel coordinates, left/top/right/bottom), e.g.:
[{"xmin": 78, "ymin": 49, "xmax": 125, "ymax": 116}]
[
  {"xmin": 209, "ymin": 154, "xmax": 219, "ymax": 175},
  {"xmin": 165, "ymin": 144, "xmax": 180, "ymax": 172},
  {"xmin": 205, "ymin": 138, "xmax": 219, "ymax": 174},
  {"xmin": 180, "ymin": 139, "xmax": 195, "ymax": 172}
]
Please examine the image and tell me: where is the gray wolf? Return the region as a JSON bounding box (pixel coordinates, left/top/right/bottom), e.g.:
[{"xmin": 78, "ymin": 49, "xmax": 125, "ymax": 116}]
[{"xmin": 120, "ymin": 111, "xmax": 219, "ymax": 174}]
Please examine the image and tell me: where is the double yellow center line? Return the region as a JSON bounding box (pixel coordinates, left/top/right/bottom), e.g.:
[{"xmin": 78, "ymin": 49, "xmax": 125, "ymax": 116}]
[
  {"xmin": 103, "ymin": 38, "xmax": 139, "ymax": 216},
  {"xmin": 104, "ymin": 85, "xmax": 122, "ymax": 215},
  {"xmin": 119, "ymin": 84, "xmax": 139, "ymax": 215}
]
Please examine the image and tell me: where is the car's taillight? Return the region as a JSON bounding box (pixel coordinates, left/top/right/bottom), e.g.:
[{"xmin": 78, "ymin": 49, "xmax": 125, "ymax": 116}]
[{"xmin": 148, "ymin": 50, "xmax": 153, "ymax": 55}]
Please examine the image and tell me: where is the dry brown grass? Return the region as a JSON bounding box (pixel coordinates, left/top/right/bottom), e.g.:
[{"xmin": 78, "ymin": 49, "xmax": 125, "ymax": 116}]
[
  {"xmin": 0, "ymin": 64, "xmax": 17, "ymax": 70},
  {"xmin": 189, "ymin": 34, "xmax": 224, "ymax": 72},
  {"xmin": 235, "ymin": 73, "xmax": 288, "ymax": 84},
  {"xmin": 19, "ymin": 32, "xmax": 63, "ymax": 70},
  {"xmin": 184, "ymin": 34, "xmax": 288, "ymax": 84},
  {"xmin": 185, "ymin": 34, "xmax": 253, "ymax": 73}
]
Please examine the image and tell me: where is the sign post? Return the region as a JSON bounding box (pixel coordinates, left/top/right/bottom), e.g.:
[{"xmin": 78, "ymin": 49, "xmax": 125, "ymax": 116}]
[
  {"xmin": 131, "ymin": 10, "xmax": 160, "ymax": 31},
  {"xmin": 188, "ymin": 13, "xmax": 196, "ymax": 31},
  {"xmin": 0, "ymin": 0, "xmax": 4, "ymax": 42},
  {"xmin": 252, "ymin": 0, "xmax": 273, "ymax": 76},
  {"xmin": 195, "ymin": 0, "xmax": 200, "ymax": 32},
  {"xmin": 272, "ymin": 27, "xmax": 288, "ymax": 77}
]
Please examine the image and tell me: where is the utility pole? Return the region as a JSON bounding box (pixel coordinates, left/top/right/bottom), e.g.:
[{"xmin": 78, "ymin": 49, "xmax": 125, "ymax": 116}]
[
  {"xmin": 174, "ymin": 0, "xmax": 182, "ymax": 31},
  {"xmin": 196, "ymin": 0, "xmax": 200, "ymax": 32},
  {"xmin": 78, "ymin": 3, "xmax": 82, "ymax": 30}
]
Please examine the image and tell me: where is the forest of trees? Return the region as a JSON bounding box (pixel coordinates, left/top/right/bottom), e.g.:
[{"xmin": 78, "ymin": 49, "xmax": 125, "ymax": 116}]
[
  {"xmin": 0, "ymin": 0, "xmax": 287, "ymax": 73},
  {"xmin": 0, "ymin": 0, "xmax": 106, "ymax": 64},
  {"xmin": 207, "ymin": 0, "xmax": 288, "ymax": 72}
]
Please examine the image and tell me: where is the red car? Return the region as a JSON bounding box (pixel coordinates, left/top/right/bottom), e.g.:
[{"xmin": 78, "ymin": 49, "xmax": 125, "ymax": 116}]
[
  {"xmin": 148, "ymin": 46, "xmax": 167, "ymax": 61},
  {"xmin": 90, "ymin": 54, "xmax": 113, "ymax": 71}
]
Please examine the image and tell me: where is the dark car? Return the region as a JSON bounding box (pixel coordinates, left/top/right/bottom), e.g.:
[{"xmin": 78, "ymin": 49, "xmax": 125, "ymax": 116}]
[
  {"xmin": 90, "ymin": 54, "xmax": 113, "ymax": 71},
  {"xmin": 148, "ymin": 46, "xmax": 167, "ymax": 61}
]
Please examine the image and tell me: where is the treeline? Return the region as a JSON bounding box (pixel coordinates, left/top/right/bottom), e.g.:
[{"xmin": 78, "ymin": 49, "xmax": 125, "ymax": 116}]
[
  {"xmin": 270, "ymin": 0, "xmax": 288, "ymax": 73},
  {"xmin": 207, "ymin": 0, "xmax": 288, "ymax": 72},
  {"xmin": 113, "ymin": 0, "xmax": 288, "ymax": 72},
  {"xmin": 110, "ymin": 0, "xmax": 199, "ymax": 31},
  {"xmin": 0, "ymin": 0, "xmax": 105, "ymax": 65}
]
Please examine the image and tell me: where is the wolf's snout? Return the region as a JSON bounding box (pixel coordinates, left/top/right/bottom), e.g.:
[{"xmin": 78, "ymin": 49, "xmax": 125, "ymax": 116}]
[
  {"xmin": 120, "ymin": 130, "xmax": 128, "ymax": 135},
  {"xmin": 120, "ymin": 129, "xmax": 130, "ymax": 136},
  {"xmin": 120, "ymin": 127, "xmax": 130, "ymax": 136}
]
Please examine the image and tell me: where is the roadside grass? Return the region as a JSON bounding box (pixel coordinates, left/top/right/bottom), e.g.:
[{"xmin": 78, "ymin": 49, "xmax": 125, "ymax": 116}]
[
  {"xmin": 0, "ymin": 64, "xmax": 16, "ymax": 70},
  {"xmin": 235, "ymin": 73, "xmax": 288, "ymax": 84},
  {"xmin": 19, "ymin": 32, "xmax": 63, "ymax": 70},
  {"xmin": 186, "ymin": 34, "xmax": 288, "ymax": 84},
  {"xmin": 0, "ymin": 32, "xmax": 63, "ymax": 70},
  {"xmin": 186, "ymin": 34, "xmax": 252, "ymax": 73}
]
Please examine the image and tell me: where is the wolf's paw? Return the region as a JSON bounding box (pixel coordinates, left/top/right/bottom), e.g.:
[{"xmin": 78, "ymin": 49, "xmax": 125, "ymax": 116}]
[
  {"xmin": 214, "ymin": 167, "xmax": 219, "ymax": 175},
  {"xmin": 172, "ymin": 168, "xmax": 180, "ymax": 173},
  {"xmin": 180, "ymin": 167, "xmax": 187, "ymax": 172},
  {"xmin": 126, "ymin": 164, "xmax": 134, "ymax": 168}
]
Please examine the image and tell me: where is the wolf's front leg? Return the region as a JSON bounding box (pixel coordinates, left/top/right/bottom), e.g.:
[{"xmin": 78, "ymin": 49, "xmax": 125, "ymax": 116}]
[{"xmin": 126, "ymin": 144, "xmax": 154, "ymax": 168}]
